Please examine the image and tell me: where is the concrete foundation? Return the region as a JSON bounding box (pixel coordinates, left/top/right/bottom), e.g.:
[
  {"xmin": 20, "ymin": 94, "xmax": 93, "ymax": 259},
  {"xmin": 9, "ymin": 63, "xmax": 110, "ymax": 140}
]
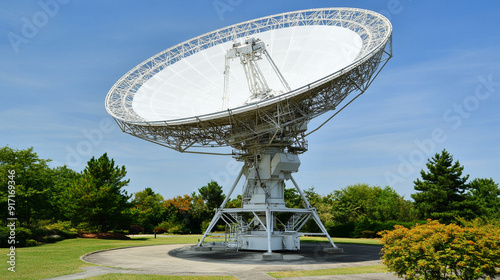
[{"xmin": 261, "ymin": 252, "xmax": 283, "ymax": 261}]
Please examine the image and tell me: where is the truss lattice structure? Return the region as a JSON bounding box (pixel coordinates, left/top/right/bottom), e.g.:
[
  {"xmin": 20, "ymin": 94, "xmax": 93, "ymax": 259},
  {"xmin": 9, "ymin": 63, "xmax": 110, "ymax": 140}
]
[{"xmin": 105, "ymin": 8, "xmax": 392, "ymax": 154}]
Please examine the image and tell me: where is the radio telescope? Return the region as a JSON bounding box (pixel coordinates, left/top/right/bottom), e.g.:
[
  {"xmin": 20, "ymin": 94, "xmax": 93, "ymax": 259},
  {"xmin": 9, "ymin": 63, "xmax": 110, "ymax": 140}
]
[{"xmin": 106, "ymin": 7, "xmax": 392, "ymax": 258}]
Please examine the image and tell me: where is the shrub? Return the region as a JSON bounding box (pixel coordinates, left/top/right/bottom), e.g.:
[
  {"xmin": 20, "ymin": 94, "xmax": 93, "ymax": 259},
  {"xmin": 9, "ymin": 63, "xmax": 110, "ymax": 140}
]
[
  {"xmin": 201, "ymin": 220, "xmax": 211, "ymax": 233},
  {"xmin": 31, "ymin": 227, "xmax": 51, "ymax": 241},
  {"xmin": 327, "ymin": 220, "xmax": 422, "ymax": 238},
  {"xmin": 26, "ymin": 239, "xmax": 38, "ymax": 247},
  {"xmin": 0, "ymin": 226, "xmax": 32, "ymax": 247},
  {"xmin": 129, "ymin": 225, "xmax": 145, "ymax": 234},
  {"xmin": 374, "ymin": 220, "xmax": 426, "ymax": 234},
  {"xmin": 154, "ymin": 227, "xmax": 168, "ymax": 234},
  {"xmin": 215, "ymin": 225, "xmax": 225, "ymax": 232},
  {"xmin": 326, "ymin": 222, "xmax": 355, "ymax": 237},
  {"xmin": 109, "ymin": 229, "xmax": 128, "ymax": 234},
  {"xmin": 353, "ymin": 218, "xmax": 377, "ymax": 237},
  {"xmin": 31, "ymin": 221, "xmax": 78, "ymax": 242},
  {"xmin": 361, "ymin": 230, "xmax": 377, "ymax": 238},
  {"xmin": 168, "ymin": 225, "xmax": 185, "ymax": 234},
  {"xmin": 157, "ymin": 221, "xmax": 189, "ymax": 234},
  {"xmin": 380, "ymin": 220, "xmax": 500, "ymax": 280},
  {"xmin": 43, "ymin": 221, "xmax": 76, "ymax": 233}
]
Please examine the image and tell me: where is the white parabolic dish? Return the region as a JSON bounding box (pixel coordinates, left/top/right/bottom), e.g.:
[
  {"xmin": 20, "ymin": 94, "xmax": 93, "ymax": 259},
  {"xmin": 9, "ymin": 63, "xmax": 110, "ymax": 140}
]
[
  {"xmin": 133, "ymin": 25, "xmax": 362, "ymax": 121},
  {"xmin": 106, "ymin": 7, "xmax": 392, "ymax": 152}
]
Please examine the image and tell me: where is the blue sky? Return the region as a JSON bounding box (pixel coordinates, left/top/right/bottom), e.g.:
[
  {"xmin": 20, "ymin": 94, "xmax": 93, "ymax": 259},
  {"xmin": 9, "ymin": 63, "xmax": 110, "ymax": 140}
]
[{"xmin": 1, "ymin": 0, "xmax": 499, "ymax": 200}]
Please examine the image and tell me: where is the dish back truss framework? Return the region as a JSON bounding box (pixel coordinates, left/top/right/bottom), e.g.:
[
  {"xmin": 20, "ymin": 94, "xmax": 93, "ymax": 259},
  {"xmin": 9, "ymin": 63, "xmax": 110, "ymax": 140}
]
[{"xmin": 106, "ymin": 8, "xmax": 392, "ymax": 257}]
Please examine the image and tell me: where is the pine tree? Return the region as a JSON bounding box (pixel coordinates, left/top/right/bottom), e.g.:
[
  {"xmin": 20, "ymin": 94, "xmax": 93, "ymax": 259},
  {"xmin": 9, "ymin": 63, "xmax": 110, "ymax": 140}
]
[
  {"xmin": 198, "ymin": 181, "xmax": 225, "ymax": 211},
  {"xmin": 63, "ymin": 153, "xmax": 131, "ymax": 232},
  {"xmin": 468, "ymin": 178, "xmax": 500, "ymax": 219},
  {"xmin": 411, "ymin": 149, "xmax": 470, "ymax": 221}
]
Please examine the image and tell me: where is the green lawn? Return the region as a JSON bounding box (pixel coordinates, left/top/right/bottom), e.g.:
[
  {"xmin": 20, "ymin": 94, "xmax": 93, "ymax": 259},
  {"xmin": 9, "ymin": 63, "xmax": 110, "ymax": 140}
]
[
  {"xmin": 0, "ymin": 235, "xmax": 382, "ymax": 280},
  {"xmin": 268, "ymin": 265, "xmax": 388, "ymax": 278},
  {"xmin": 0, "ymin": 235, "xmax": 200, "ymax": 280}
]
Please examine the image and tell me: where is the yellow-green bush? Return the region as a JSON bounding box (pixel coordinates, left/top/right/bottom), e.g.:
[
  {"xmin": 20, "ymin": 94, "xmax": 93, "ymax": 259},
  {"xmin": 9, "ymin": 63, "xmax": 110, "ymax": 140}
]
[{"xmin": 380, "ymin": 220, "xmax": 500, "ymax": 280}]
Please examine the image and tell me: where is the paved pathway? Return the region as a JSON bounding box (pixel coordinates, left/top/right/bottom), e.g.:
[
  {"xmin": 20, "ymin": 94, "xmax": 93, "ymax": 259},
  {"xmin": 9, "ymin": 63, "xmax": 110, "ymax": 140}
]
[{"xmin": 45, "ymin": 243, "xmax": 400, "ymax": 280}]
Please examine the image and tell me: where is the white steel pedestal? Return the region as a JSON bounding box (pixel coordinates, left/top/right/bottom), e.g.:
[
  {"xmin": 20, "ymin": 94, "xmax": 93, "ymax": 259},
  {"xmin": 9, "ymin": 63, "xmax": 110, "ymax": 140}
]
[{"xmin": 196, "ymin": 149, "xmax": 342, "ymax": 257}]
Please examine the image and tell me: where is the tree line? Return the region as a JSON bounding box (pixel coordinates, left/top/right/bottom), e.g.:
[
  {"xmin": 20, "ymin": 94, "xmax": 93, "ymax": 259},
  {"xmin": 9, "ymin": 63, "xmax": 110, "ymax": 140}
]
[{"xmin": 0, "ymin": 146, "xmax": 499, "ymax": 246}]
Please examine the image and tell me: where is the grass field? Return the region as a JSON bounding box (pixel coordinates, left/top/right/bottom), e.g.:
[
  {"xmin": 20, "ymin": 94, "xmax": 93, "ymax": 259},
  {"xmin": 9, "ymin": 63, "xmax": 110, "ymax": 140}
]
[
  {"xmin": 0, "ymin": 235, "xmax": 200, "ymax": 280},
  {"xmin": 268, "ymin": 265, "xmax": 388, "ymax": 278},
  {"xmin": 0, "ymin": 235, "xmax": 382, "ymax": 280}
]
